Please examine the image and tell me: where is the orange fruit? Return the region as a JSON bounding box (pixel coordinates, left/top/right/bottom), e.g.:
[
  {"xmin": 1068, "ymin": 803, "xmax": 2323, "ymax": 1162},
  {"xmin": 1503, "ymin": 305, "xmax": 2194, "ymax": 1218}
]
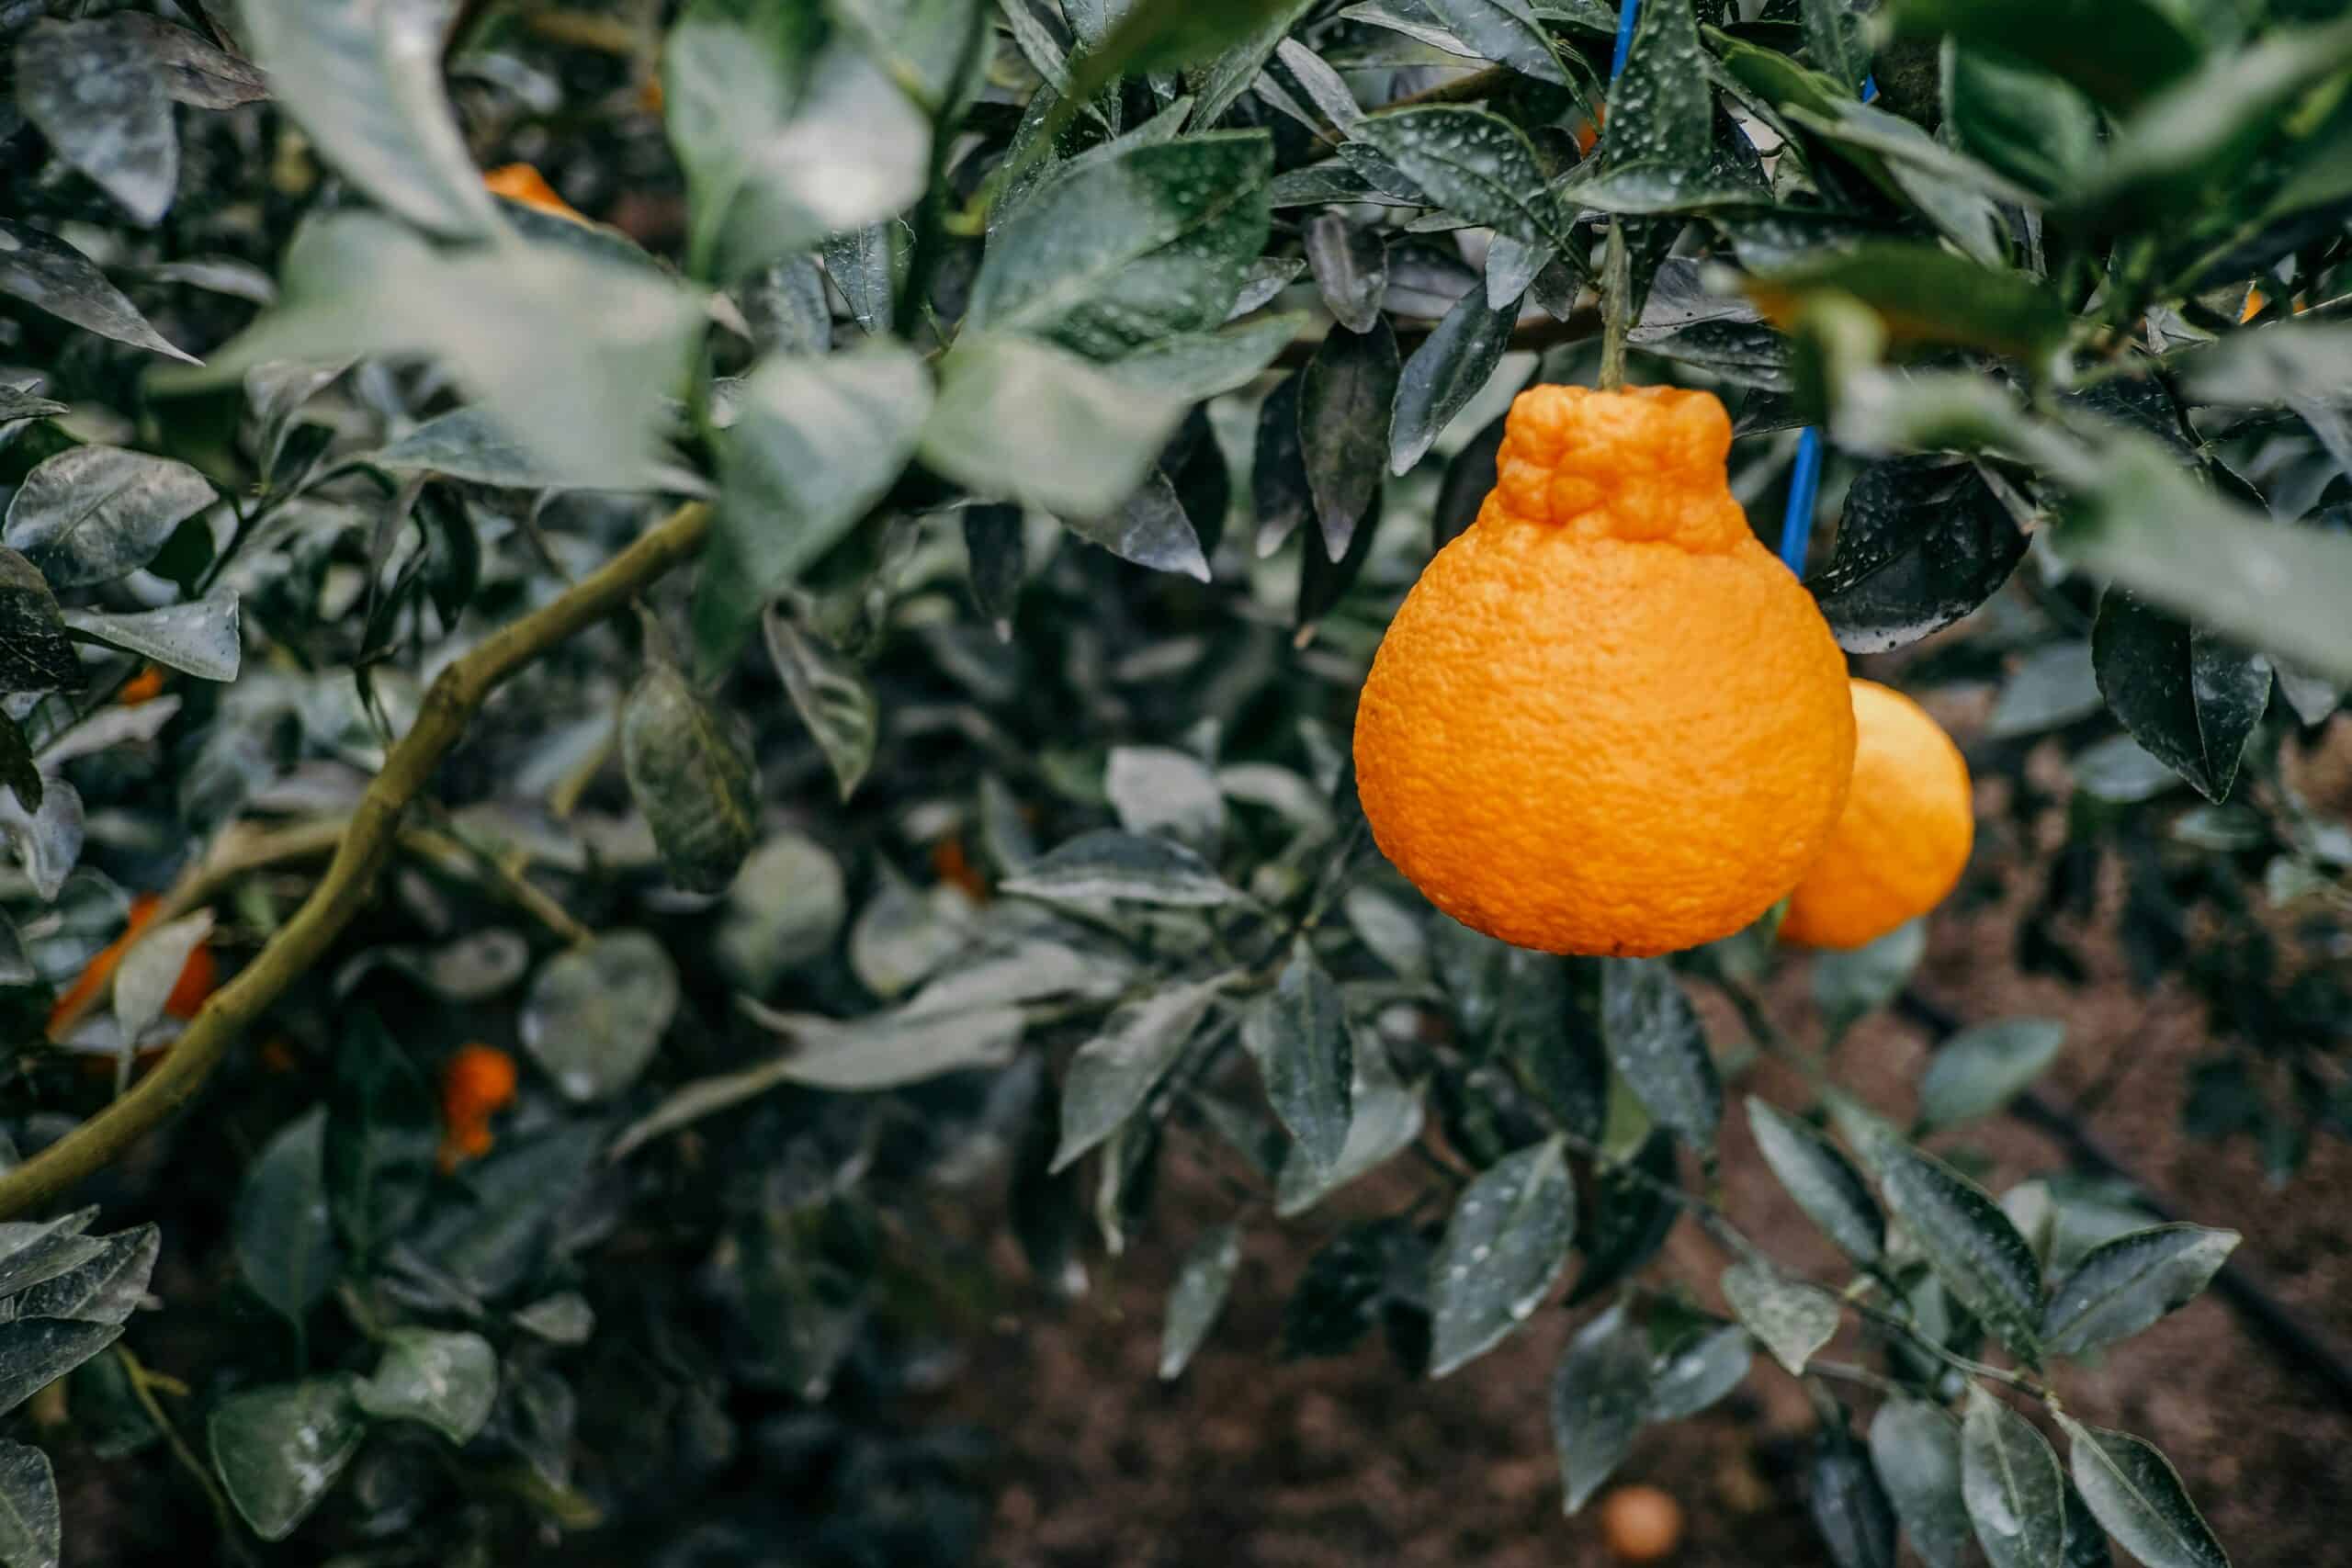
[
  {"xmin": 119, "ymin": 666, "xmax": 165, "ymax": 705},
  {"xmin": 1779, "ymin": 679, "xmax": 1973, "ymax": 950},
  {"xmin": 482, "ymin": 164, "xmax": 591, "ymax": 226},
  {"xmin": 438, "ymin": 1043, "xmax": 521, "ymax": 1172},
  {"xmin": 47, "ymin": 893, "xmax": 216, "ymax": 1039},
  {"xmin": 1352, "ymin": 385, "xmax": 1855, "ymax": 957},
  {"xmin": 1599, "ymin": 1483, "xmax": 1683, "ymax": 1562}
]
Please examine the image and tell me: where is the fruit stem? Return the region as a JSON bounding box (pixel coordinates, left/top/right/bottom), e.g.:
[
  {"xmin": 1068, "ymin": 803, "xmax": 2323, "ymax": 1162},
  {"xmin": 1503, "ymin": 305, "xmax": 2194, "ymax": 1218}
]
[{"xmin": 1600, "ymin": 220, "xmax": 1631, "ymax": 390}]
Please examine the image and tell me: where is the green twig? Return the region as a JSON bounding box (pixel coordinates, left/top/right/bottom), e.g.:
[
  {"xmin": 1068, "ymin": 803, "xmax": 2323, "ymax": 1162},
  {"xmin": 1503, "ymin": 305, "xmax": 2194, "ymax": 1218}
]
[{"xmin": 118, "ymin": 1347, "xmax": 246, "ymax": 1551}]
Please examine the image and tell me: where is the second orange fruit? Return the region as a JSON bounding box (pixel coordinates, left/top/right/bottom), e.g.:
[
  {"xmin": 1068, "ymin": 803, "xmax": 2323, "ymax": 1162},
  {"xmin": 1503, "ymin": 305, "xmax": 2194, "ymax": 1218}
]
[{"xmin": 1353, "ymin": 385, "xmax": 1855, "ymax": 957}]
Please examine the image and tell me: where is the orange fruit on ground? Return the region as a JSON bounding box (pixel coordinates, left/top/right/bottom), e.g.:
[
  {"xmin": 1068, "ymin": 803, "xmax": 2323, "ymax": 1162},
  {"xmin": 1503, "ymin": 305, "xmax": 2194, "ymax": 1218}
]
[
  {"xmin": 482, "ymin": 164, "xmax": 591, "ymax": 226},
  {"xmin": 1599, "ymin": 1483, "xmax": 1684, "ymax": 1562},
  {"xmin": 1352, "ymin": 385, "xmax": 1856, "ymax": 957},
  {"xmin": 1779, "ymin": 678, "xmax": 1973, "ymax": 950}
]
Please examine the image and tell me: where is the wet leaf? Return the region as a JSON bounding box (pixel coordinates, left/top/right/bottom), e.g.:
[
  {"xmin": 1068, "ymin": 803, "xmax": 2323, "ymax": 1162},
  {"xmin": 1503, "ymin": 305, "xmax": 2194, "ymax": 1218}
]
[
  {"xmin": 1722, "ymin": 1257, "xmax": 1839, "ymax": 1376},
  {"xmin": 695, "ymin": 343, "xmax": 931, "ymax": 672},
  {"xmin": 764, "ymin": 609, "xmax": 876, "ymax": 801},
  {"xmin": 1878, "ymin": 1140, "xmax": 2045, "ymax": 1366},
  {"xmin": 63, "ymin": 589, "xmax": 240, "ymax": 682},
  {"xmin": 1812, "ymin": 1418, "xmax": 1901, "ymax": 1568},
  {"xmin": 0, "ymin": 1320, "xmax": 120, "ymax": 1418},
  {"xmin": 13, "ymin": 1224, "xmax": 158, "ymax": 1325},
  {"xmin": 1919, "ymin": 1019, "xmax": 2067, "ymax": 1131},
  {"xmin": 1053, "ymin": 975, "xmax": 1227, "ymax": 1171},
  {"xmin": 1749, "ymin": 243, "xmax": 2072, "ymax": 361},
  {"xmin": 371, "ymin": 406, "xmax": 682, "ymax": 492},
  {"xmin": 1002, "ymin": 829, "xmax": 1244, "ymax": 908},
  {"xmin": 1273, "ymin": 1030, "xmax": 1425, "ymax": 1215},
  {"xmin": 734, "ymin": 997, "xmax": 1025, "ymax": 1091},
  {"xmin": 1549, "ymin": 1300, "xmax": 1651, "ymax": 1514},
  {"xmin": 1429, "ymin": 1137, "xmax": 1576, "ymax": 1376},
  {"xmin": 0, "ymin": 1439, "xmax": 59, "ymax": 1568},
  {"xmin": 0, "ymin": 1213, "xmax": 107, "ymax": 1301},
  {"xmin": 1871, "ymin": 1398, "xmax": 1970, "ymax": 1568},
  {"xmin": 1354, "ymin": 107, "xmax": 1565, "ymax": 246},
  {"xmin": 621, "ymin": 658, "xmax": 758, "ymax": 895},
  {"xmin": 234, "ymin": 1107, "xmax": 337, "ymax": 1325},
  {"xmin": 2091, "ymin": 590, "xmax": 2270, "ymax": 804},
  {"xmin": 238, "ymin": 0, "xmax": 494, "ymax": 238},
  {"xmin": 18, "ymin": 19, "xmax": 176, "ymax": 225},
  {"xmin": 0, "ymin": 549, "xmax": 79, "ymax": 695},
  {"xmin": 1105, "ymin": 312, "xmax": 1306, "ymax": 401},
  {"xmin": 208, "ymin": 1378, "xmax": 366, "ymax": 1541},
  {"xmin": 1063, "ymin": 468, "xmax": 1211, "ymax": 581},
  {"xmin": 0, "ymin": 220, "xmax": 197, "ymax": 363},
  {"xmin": 1305, "ymin": 215, "xmax": 1386, "ymax": 334},
  {"xmin": 1747, "ymin": 1097, "xmax": 1883, "ymax": 1265},
  {"xmin": 2056, "ymin": 1416, "xmax": 2229, "ymax": 1568},
  {"xmin": 1811, "ymin": 458, "xmax": 2028, "ymax": 653},
  {"xmin": 1962, "ymin": 1387, "xmax": 2066, "ymax": 1568},
  {"xmin": 823, "ymin": 220, "xmax": 906, "ymax": 335},
  {"xmin": 1159, "ymin": 1223, "xmax": 1242, "ymax": 1378},
  {"xmin": 741, "ymin": 254, "xmax": 831, "ymax": 356},
  {"xmin": 1425, "ymin": 0, "xmax": 1568, "ymax": 85},
  {"xmin": 5, "ymin": 446, "xmax": 215, "ymax": 589},
  {"xmin": 1241, "ymin": 942, "xmax": 1353, "ymax": 1174},
  {"xmin": 1645, "ymin": 1322, "xmax": 1750, "ymax": 1422},
  {"xmin": 1298, "ymin": 318, "xmax": 1399, "ymax": 560},
  {"xmin": 921, "ymin": 332, "xmax": 1187, "ymax": 518},
  {"xmin": 354, "ymin": 1329, "xmax": 498, "ymax": 1446},
  {"xmin": 2041, "ymin": 1224, "xmax": 2240, "ymax": 1359},
  {"xmin": 1187, "ymin": 0, "xmax": 1318, "ymax": 123},
  {"xmin": 1601, "ymin": 959, "xmax": 1721, "ymax": 1154},
  {"xmin": 522, "ymin": 931, "xmax": 680, "ymax": 1101},
  {"xmin": 1390, "ymin": 286, "xmax": 1514, "ymax": 474}
]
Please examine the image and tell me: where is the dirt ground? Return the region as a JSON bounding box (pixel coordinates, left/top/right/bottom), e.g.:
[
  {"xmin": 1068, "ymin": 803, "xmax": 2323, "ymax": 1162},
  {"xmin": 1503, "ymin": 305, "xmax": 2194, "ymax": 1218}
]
[{"xmin": 948, "ymin": 711, "xmax": 2352, "ymax": 1568}]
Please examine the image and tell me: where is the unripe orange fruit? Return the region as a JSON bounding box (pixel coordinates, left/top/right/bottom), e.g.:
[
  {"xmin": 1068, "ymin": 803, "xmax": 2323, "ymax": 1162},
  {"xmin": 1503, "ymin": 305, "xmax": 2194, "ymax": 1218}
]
[
  {"xmin": 1599, "ymin": 1483, "xmax": 1683, "ymax": 1562},
  {"xmin": 1780, "ymin": 679, "xmax": 1973, "ymax": 949},
  {"xmin": 1352, "ymin": 385, "xmax": 1855, "ymax": 956}
]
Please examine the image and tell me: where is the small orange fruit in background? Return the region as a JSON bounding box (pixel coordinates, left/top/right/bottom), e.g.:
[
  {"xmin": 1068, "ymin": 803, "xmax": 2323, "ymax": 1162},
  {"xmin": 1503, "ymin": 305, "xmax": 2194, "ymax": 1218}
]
[
  {"xmin": 439, "ymin": 1043, "xmax": 520, "ymax": 1172},
  {"xmin": 482, "ymin": 164, "xmax": 591, "ymax": 227},
  {"xmin": 1780, "ymin": 679, "xmax": 1973, "ymax": 950},
  {"xmin": 47, "ymin": 893, "xmax": 216, "ymax": 1040},
  {"xmin": 1599, "ymin": 1483, "xmax": 1684, "ymax": 1562},
  {"xmin": 119, "ymin": 666, "xmax": 165, "ymax": 705},
  {"xmin": 1352, "ymin": 385, "xmax": 1855, "ymax": 957}
]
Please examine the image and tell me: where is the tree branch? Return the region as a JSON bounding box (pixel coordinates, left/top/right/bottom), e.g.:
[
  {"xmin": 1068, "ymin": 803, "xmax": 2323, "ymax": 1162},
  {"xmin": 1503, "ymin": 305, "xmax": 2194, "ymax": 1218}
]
[{"xmin": 0, "ymin": 501, "xmax": 712, "ymax": 1220}]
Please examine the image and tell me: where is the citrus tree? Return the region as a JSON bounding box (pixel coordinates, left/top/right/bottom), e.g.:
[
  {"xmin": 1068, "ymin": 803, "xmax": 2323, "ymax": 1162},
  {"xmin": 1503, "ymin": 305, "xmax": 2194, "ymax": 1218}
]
[{"xmin": 0, "ymin": 0, "xmax": 2346, "ymax": 1562}]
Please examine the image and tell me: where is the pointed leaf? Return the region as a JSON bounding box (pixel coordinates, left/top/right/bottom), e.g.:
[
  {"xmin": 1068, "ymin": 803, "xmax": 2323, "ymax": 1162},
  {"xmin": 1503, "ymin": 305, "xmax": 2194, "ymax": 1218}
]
[
  {"xmin": 112, "ymin": 910, "xmax": 214, "ymax": 1041},
  {"xmin": 2092, "ymin": 591, "xmax": 2270, "ymax": 804},
  {"xmin": 0, "ymin": 779, "xmax": 81, "ymax": 902},
  {"xmin": 1811, "ymin": 458, "xmax": 2029, "ymax": 653},
  {"xmin": 18, "ymin": 19, "xmax": 176, "ymax": 225},
  {"xmin": 0, "ymin": 1319, "xmax": 122, "ymax": 1417},
  {"xmin": 763, "ymin": 610, "xmax": 877, "ymax": 801},
  {"xmin": 234, "ymin": 1107, "xmax": 336, "ymax": 1325},
  {"xmin": 1747, "ymin": 1097, "xmax": 1883, "ymax": 1265},
  {"xmin": 1871, "ymin": 1398, "xmax": 1970, "ymax": 1568},
  {"xmin": 1424, "ymin": 0, "xmax": 1568, "ymax": 85},
  {"xmin": 0, "ymin": 550, "xmax": 79, "ymax": 695},
  {"xmin": 1053, "ymin": 975, "xmax": 1229, "ymax": 1171},
  {"xmin": 62, "ymin": 589, "xmax": 240, "ymax": 682},
  {"xmin": 1105, "ymin": 312, "xmax": 1306, "ymax": 402},
  {"xmin": 0, "ymin": 220, "xmax": 196, "ymax": 363},
  {"xmin": 1601, "ymin": 958, "xmax": 1722, "ymax": 1154},
  {"xmin": 2041, "ymin": 1224, "xmax": 2240, "ymax": 1359},
  {"xmin": 1354, "ymin": 107, "xmax": 1564, "ymax": 246},
  {"xmin": 921, "ymin": 332, "xmax": 1186, "ymax": 518},
  {"xmin": 621, "ymin": 659, "xmax": 757, "ymax": 895},
  {"xmin": 13, "ymin": 1224, "xmax": 159, "ymax": 1325},
  {"xmin": 118, "ymin": 14, "xmax": 268, "ymax": 108},
  {"xmin": 208, "ymin": 1378, "xmax": 366, "ymax": 1541},
  {"xmin": 1390, "ymin": 286, "xmax": 1514, "ymax": 474},
  {"xmin": 1159, "ymin": 1223, "xmax": 1243, "ymax": 1379},
  {"xmin": 1305, "ymin": 215, "xmax": 1386, "ymax": 334},
  {"xmin": 1963, "ymin": 1387, "xmax": 2067, "ymax": 1568},
  {"xmin": 1243, "ymin": 941, "xmax": 1353, "ymax": 1174},
  {"xmin": 1298, "ymin": 318, "xmax": 1399, "ymax": 560},
  {"xmin": 2057, "ymin": 1416, "xmax": 2230, "ymax": 1568},
  {"xmin": 1919, "ymin": 1019, "xmax": 2067, "ymax": 1132},
  {"xmin": 1812, "ymin": 1420, "xmax": 1901, "ymax": 1568},
  {"xmin": 1645, "ymin": 1322, "xmax": 1751, "ymax": 1422},
  {"xmin": 1002, "ymin": 829, "xmax": 1243, "ymax": 908},
  {"xmin": 1549, "ymin": 1301, "xmax": 1652, "ymax": 1514},
  {"xmin": 1273, "ymin": 1030, "xmax": 1425, "ymax": 1215},
  {"xmin": 1878, "ymin": 1139, "xmax": 2044, "ymax": 1366},
  {"xmin": 1722, "ymin": 1257, "xmax": 1840, "ymax": 1376},
  {"xmin": 1063, "ymin": 468, "xmax": 1211, "ymax": 581},
  {"xmin": 1430, "ymin": 1137, "xmax": 1577, "ymax": 1376},
  {"xmin": 5, "ymin": 446, "xmax": 215, "ymax": 589}
]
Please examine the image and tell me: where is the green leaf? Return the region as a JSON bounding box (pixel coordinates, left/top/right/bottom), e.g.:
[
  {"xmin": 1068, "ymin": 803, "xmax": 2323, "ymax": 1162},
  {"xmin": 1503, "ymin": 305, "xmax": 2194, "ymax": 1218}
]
[
  {"xmin": 1424, "ymin": 0, "xmax": 1570, "ymax": 85},
  {"xmin": 713, "ymin": 998, "xmax": 1025, "ymax": 1095},
  {"xmin": 1353, "ymin": 107, "xmax": 1565, "ymax": 246},
  {"xmin": 919, "ymin": 332, "xmax": 1187, "ymax": 517},
  {"xmin": 323, "ymin": 1010, "xmax": 436, "ymax": 1263},
  {"xmin": 1053, "ymin": 974, "xmax": 1229, "ymax": 1171},
  {"xmin": 823, "ymin": 220, "xmax": 907, "ymax": 335},
  {"xmin": 1105, "ymin": 312, "xmax": 1305, "ymax": 402},
  {"xmin": 1800, "ymin": 0, "xmax": 1865, "ymax": 93},
  {"xmin": 369, "ymin": 406, "xmax": 684, "ymax": 492},
  {"xmin": 1429, "ymin": 1137, "xmax": 1577, "ymax": 1376},
  {"xmin": 208, "ymin": 1378, "xmax": 366, "ymax": 1541},
  {"xmin": 1299, "ymin": 319, "xmax": 1399, "ymax": 558},
  {"xmin": 1962, "ymin": 1386, "xmax": 2068, "ymax": 1568},
  {"xmin": 1567, "ymin": 1129, "xmax": 1681, "ymax": 1303},
  {"xmin": 1747, "ymin": 1098, "xmax": 1884, "ymax": 1265},
  {"xmin": 694, "ymin": 342, "xmax": 931, "ymax": 671},
  {"xmin": 0, "ymin": 1439, "xmax": 59, "ymax": 1568},
  {"xmin": 742, "ymin": 254, "xmax": 834, "ymax": 358},
  {"xmin": 1813, "ymin": 920, "xmax": 1927, "ymax": 1038},
  {"xmin": 0, "ymin": 718, "xmax": 34, "ymax": 818},
  {"xmin": 2074, "ymin": 734, "xmax": 2182, "ymax": 806},
  {"xmin": 0, "ymin": 385, "xmax": 67, "ymax": 425},
  {"xmin": 164, "ymin": 214, "xmax": 704, "ymax": 493},
  {"xmin": 1871, "ymin": 1398, "xmax": 1970, "ymax": 1568},
  {"xmin": 665, "ymin": 0, "xmax": 929, "ymax": 281},
  {"xmin": 1883, "ymin": 0, "xmax": 2204, "ymax": 113},
  {"xmin": 1721, "ymin": 1256, "xmax": 1839, "ymax": 1376},
  {"xmin": 411, "ymin": 1124, "xmax": 605, "ymax": 1300},
  {"xmin": 2091, "ymin": 590, "xmax": 2270, "ymax": 804},
  {"xmin": 1601, "ymin": 958, "xmax": 1722, "ymax": 1153},
  {"xmin": 1305, "ymin": 215, "xmax": 1386, "ymax": 334},
  {"xmin": 1644, "ymin": 1321, "xmax": 1750, "ymax": 1422},
  {"xmin": 2041, "ymin": 1224, "xmax": 2240, "ymax": 1359},
  {"xmin": 4, "ymin": 446, "xmax": 215, "ymax": 589},
  {"xmin": 1274, "ymin": 1030, "xmax": 1425, "ymax": 1216},
  {"xmin": 0, "ymin": 778, "xmax": 82, "ymax": 902},
  {"xmin": 1919, "ymin": 1019, "xmax": 2067, "ymax": 1131},
  {"xmin": 0, "ymin": 549, "xmax": 79, "ymax": 695},
  {"xmin": 1390, "ymin": 287, "xmax": 1514, "ymax": 475},
  {"xmin": 1107, "ymin": 744, "xmax": 1226, "ymax": 852},
  {"xmin": 17, "ymin": 19, "xmax": 176, "ymax": 226},
  {"xmin": 764, "ymin": 610, "xmax": 877, "ymax": 802},
  {"xmin": 1877, "ymin": 1139, "xmax": 2045, "ymax": 1366},
  {"xmin": 1601, "ymin": 0, "xmax": 1712, "ymax": 170},
  {"xmin": 1242, "ymin": 940, "xmax": 1354, "ymax": 1174},
  {"xmin": 969, "ymin": 133, "xmax": 1273, "ymax": 358},
  {"xmin": 12, "ymin": 1224, "xmax": 158, "ymax": 1325},
  {"xmin": 1280, "ymin": 1221, "xmax": 1414, "ymax": 1359},
  {"xmin": 1159, "ymin": 1223, "xmax": 1243, "ymax": 1379},
  {"xmin": 234, "ymin": 1107, "xmax": 338, "ymax": 1325},
  {"xmin": 1987, "ymin": 642, "xmax": 2104, "ymax": 739},
  {"xmin": 0, "ymin": 1213, "xmax": 106, "ymax": 1304},
  {"xmin": 62, "ymin": 589, "xmax": 240, "ymax": 682},
  {"xmin": 1002, "ymin": 829, "xmax": 1243, "ymax": 908},
  {"xmin": 714, "ymin": 831, "xmax": 847, "ymax": 992},
  {"xmin": 621, "ymin": 657, "xmax": 758, "ymax": 895},
  {"xmin": 1947, "ymin": 49, "xmax": 2103, "ymax": 197},
  {"xmin": 1778, "ymin": 103, "xmax": 2019, "ymax": 265},
  {"xmin": 1548, "ymin": 1300, "xmax": 1652, "ymax": 1514},
  {"xmin": 0, "ymin": 220, "xmax": 196, "ymax": 363},
  {"xmin": 236, "ymin": 0, "xmax": 496, "ymax": 238},
  {"xmin": 1811, "ymin": 1418, "xmax": 1901, "ymax": 1568},
  {"xmin": 521, "ymin": 931, "xmax": 681, "ymax": 1102},
  {"xmin": 1809, "ymin": 457, "xmax": 2027, "ymax": 653},
  {"xmin": 1748, "ymin": 243, "xmax": 2072, "ymax": 361},
  {"xmin": 2056, "ymin": 1416, "xmax": 2231, "ymax": 1568},
  {"xmin": 1185, "ymin": 0, "xmax": 1319, "ymax": 124},
  {"xmin": 1060, "ymin": 468, "xmax": 1211, "ymax": 581},
  {"xmin": 0, "ymin": 1319, "xmax": 120, "ymax": 1418},
  {"xmin": 113, "ymin": 910, "xmax": 213, "ymax": 1041},
  {"xmin": 117, "ymin": 14, "xmax": 268, "ymax": 109},
  {"xmin": 354, "ymin": 1329, "xmax": 499, "ymax": 1446}
]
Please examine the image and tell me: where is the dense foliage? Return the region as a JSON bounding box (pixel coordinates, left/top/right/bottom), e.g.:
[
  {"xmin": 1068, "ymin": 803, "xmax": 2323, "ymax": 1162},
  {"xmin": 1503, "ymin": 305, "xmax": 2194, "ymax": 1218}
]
[{"xmin": 0, "ymin": 0, "xmax": 2348, "ymax": 1562}]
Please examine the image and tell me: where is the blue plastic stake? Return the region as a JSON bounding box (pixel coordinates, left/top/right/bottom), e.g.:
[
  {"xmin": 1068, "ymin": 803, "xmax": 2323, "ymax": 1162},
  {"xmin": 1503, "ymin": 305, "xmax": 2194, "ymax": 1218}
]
[
  {"xmin": 1611, "ymin": 0, "xmax": 1641, "ymax": 81},
  {"xmin": 1778, "ymin": 80, "xmax": 1875, "ymax": 575}
]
